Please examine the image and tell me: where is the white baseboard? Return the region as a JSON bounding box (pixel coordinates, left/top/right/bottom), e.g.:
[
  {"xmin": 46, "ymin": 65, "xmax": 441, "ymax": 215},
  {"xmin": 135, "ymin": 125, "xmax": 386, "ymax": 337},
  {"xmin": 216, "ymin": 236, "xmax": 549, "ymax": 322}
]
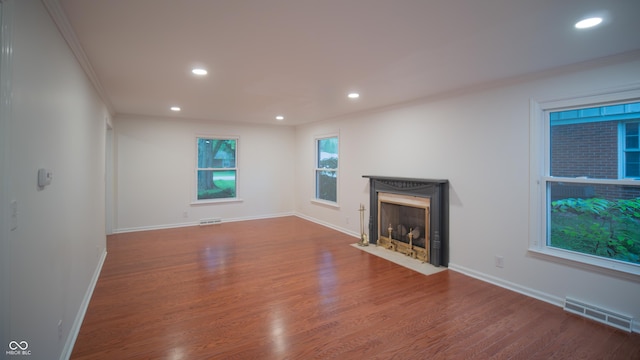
[
  {"xmin": 221, "ymin": 212, "xmax": 295, "ymax": 224},
  {"xmin": 448, "ymin": 262, "xmax": 564, "ymax": 308},
  {"xmin": 60, "ymin": 248, "xmax": 107, "ymax": 360},
  {"xmin": 294, "ymin": 212, "xmax": 360, "ymax": 239},
  {"xmin": 448, "ymin": 264, "xmax": 639, "ymax": 333},
  {"xmin": 114, "ymin": 221, "xmax": 198, "ymax": 234},
  {"xmin": 113, "ymin": 212, "xmax": 295, "ymax": 234}
]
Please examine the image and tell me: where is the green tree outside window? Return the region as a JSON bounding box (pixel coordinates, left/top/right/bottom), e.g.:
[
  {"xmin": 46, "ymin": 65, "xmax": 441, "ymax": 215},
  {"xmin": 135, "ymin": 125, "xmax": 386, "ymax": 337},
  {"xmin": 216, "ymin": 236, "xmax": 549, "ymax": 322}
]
[{"xmin": 197, "ymin": 138, "xmax": 237, "ymax": 200}]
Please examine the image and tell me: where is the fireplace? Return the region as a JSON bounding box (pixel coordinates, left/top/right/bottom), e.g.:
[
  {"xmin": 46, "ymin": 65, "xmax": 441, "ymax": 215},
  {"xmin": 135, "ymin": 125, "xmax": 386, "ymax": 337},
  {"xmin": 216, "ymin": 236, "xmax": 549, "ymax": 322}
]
[{"xmin": 364, "ymin": 176, "xmax": 448, "ymax": 267}]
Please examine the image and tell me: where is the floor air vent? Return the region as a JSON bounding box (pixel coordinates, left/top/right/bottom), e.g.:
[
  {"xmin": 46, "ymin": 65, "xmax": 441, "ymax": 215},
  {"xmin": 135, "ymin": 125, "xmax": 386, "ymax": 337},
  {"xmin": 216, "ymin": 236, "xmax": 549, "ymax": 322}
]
[
  {"xmin": 199, "ymin": 218, "xmax": 222, "ymax": 226},
  {"xmin": 564, "ymin": 297, "xmax": 633, "ymax": 332}
]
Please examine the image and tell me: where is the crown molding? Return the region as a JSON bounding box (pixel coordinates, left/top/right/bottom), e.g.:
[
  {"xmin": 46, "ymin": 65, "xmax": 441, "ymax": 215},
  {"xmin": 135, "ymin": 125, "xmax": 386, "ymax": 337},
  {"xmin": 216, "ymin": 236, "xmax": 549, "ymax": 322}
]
[{"xmin": 41, "ymin": 0, "xmax": 115, "ymax": 116}]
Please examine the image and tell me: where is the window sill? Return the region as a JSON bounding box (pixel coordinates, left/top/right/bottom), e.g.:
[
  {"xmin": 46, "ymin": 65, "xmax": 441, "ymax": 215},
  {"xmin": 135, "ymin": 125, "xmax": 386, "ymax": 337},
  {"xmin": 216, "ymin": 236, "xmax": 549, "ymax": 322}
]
[
  {"xmin": 528, "ymin": 246, "xmax": 640, "ymax": 281},
  {"xmin": 310, "ymin": 198, "xmax": 340, "ymax": 209},
  {"xmin": 190, "ymin": 198, "xmax": 244, "ymax": 206}
]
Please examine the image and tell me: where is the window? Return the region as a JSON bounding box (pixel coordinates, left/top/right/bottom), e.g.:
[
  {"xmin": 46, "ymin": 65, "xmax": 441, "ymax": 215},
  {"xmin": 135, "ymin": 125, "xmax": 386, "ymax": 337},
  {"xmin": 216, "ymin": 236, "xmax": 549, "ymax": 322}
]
[
  {"xmin": 624, "ymin": 122, "xmax": 640, "ymax": 178},
  {"xmin": 530, "ymin": 90, "xmax": 640, "ymax": 275},
  {"xmin": 196, "ymin": 137, "xmax": 237, "ymax": 201},
  {"xmin": 315, "ymin": 135, "xmax": 338, "ymax": 203}
]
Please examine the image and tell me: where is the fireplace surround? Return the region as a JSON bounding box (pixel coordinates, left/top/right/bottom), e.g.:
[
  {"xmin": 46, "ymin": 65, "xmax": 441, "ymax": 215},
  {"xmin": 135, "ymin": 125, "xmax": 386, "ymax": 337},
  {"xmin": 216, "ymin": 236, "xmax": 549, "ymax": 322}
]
[{"xmin": 364, "ymin": 176, "xmax": 449, "ymax": 267}]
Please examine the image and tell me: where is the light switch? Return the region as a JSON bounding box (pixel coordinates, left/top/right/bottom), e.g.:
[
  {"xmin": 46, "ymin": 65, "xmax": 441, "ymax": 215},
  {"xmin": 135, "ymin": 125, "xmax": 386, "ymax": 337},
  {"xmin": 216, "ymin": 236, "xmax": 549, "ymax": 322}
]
[{"xmin": 10, "ymin": 200, "xmax": 17, "ymax": 231}]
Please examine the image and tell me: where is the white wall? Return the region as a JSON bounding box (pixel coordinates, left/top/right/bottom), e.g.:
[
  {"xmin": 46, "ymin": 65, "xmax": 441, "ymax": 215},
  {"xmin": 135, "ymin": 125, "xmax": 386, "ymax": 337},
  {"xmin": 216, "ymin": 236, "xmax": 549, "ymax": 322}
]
[
  {"xmin": 295, "ymin": 53, "xmax": 640, "ymax": 328},
  {"xmin": 0, "ymin": 1, "xmax": 109, "ymax": 359},
  {"xmin": 114, "ymin": 115, "xmax": 295, "ymax": 232}
]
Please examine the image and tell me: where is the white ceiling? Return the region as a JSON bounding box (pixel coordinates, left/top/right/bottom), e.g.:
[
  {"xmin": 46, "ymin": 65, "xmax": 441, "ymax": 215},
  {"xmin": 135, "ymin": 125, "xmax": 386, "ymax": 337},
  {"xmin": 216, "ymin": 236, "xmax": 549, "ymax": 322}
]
[{"xmin": 56, "ymin": 0, "xmax": 640, "ymax": 126}]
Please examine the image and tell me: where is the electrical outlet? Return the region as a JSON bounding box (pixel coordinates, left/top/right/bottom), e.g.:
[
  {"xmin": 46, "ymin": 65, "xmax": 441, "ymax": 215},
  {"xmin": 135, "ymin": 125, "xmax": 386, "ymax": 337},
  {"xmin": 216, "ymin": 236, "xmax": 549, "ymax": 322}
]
[
  {"xmin": 495, "ymin": 255, "xmax": 504, "ymax": 268},
  {"xmin": 345, "ymin": 217, "xmax": 350, "ymax": 224},
  {"xmin": 183, "ymin": 211, "xmax": 189, "ymax": 218}
]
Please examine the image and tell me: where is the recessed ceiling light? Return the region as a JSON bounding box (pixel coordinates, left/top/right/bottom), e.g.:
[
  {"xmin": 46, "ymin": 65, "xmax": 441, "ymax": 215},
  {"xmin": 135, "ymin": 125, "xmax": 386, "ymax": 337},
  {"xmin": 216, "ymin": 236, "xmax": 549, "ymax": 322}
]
[
  {"xmin": 348, "ymin": 92, "xmax": 360, "ymax": 99},
  {"xmin": 575, "ymin": 17, "xmax": 603, "ymax": 29},
  {"xmin": 192, "ymin": 68, "xmax": 208, "ymax": 76},
  {"xmin": 170, "ymin": 106, "xmax": 181, "ymax": 112},
  {"xmin": 275, "ymin": 115, "xmax": 284, "ymax": 121}
]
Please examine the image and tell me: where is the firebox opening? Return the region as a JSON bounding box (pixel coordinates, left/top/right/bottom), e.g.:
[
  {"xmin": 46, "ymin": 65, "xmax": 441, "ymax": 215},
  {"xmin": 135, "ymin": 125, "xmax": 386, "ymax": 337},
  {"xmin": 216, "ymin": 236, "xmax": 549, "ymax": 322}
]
[
  {"xmin": 380, "ymin": 203, "xmax": 427, "ymax": 248},
  {"xmin": 377, "ymin": 192, "xmax": 430, "ymax": 262}
]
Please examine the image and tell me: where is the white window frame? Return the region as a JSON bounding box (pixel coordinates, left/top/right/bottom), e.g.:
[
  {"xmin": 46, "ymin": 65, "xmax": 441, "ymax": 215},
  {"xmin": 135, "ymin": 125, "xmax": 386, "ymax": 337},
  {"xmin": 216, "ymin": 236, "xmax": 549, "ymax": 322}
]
[
  {"xmin": 529, "ymin": 84, "xmax": 640, "ymax": 277},
  {"xmin": 622, "ymin": 121, "xmax": 640, "ymax": 179},
  {"xmin": 312, "ymin": 133, "xmax": 339, "ymax": 207},
  {"xmin": 192, "ymin": 135, "xmax": 241, "ymax": 204}
]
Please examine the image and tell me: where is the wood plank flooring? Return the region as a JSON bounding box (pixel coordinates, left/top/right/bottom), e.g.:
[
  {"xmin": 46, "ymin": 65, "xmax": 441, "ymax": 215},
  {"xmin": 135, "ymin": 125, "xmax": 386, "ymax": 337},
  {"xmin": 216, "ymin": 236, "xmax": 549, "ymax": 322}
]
[{"xmin": 71, "ymin": 216, "xmax": 640, "ymax": 359}]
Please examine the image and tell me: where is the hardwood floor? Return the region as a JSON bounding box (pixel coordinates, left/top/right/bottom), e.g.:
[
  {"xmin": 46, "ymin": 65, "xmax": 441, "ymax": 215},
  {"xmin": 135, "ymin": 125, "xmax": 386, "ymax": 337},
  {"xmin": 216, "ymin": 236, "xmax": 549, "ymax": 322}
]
[{"xmin": 71, "ymin": 216, "xmax": 640, "ymax": 359}]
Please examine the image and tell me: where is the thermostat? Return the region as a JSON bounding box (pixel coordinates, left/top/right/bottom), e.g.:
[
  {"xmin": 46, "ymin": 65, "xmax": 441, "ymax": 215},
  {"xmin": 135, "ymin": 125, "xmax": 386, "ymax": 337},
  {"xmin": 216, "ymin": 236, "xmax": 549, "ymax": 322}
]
[{"xmin": 38, "ymin": 168, "xmax": 53, "ymax": 187}]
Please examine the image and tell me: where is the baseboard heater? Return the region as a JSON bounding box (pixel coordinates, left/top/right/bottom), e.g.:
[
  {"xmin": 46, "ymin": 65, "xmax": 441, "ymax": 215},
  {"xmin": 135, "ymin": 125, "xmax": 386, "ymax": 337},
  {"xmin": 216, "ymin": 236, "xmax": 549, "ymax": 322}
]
[
  {"xmin": 199, "ymin": 218, "xmax": 222, "ymax": 226},
  {"xmin": 564, "ymin": 297, "xmax": 633, "ymax": 332}
]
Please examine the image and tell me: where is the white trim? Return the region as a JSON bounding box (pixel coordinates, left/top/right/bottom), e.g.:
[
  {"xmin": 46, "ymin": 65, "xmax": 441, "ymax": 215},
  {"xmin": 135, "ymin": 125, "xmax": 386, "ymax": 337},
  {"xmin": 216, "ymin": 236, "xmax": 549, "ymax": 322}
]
[
  {"xmin": 543, "ymin": 176, "xmax": 640, "ymax": 186},
  {"xmin": 621, "ymin": 121, "xmax": 640, "ymax": 179},
  {"xmin": 529, "ymin": 99, "xmax": 545, "ymax": 249},
  {"xmin": 295, "ymin": 212, "xmax": 359, "ymax": 238},
  {"xmin": 0, "ymin": 0, "xmax": 14, "ymax": 352},
  {"xmin": 310, "ymin": 198, "xmax": 340, "ymax": 209},
  {"xmin": 114, "ymin": 221, "xmax": 200, "ymax": 234},
  {"xmin": 194, "ymin": 136, "xmax": 239, "ymax": 203},
  {"xmin": 61, "ymin": 249, "xmax": 107, "ymax": 360},
  {"xmin": 447, "ymin": 264, "xmax": 639, "ymax": 333},
  {"xmin": 530, "ymin": 87, "xmax": 640, "ymax": 279},
  {"xmin": 113, "ymin": 212, "xmax": 294, "ymax": 234},
  {"xmin": 448, "ymin": 263, "xmax": 564, "ymax": 308},
  {"xmin": 190, "ymin": 198, "xmax": 243, "ymax": 206},
  {"xmin": 619, "ymin": 122, "xmax": 624, "ymax": 179},
  {"xmin": 528, "ymin": 247, "xmax": 640, "ymax": 282},
  {"xmin": 41, "ymin": 0, "xmax": 115, "ymax": 116},
  {"xmin": 551, "ymin": 115, "xmax": 640, "ymax": 126},
  {"xmin": 534, "ymin": 82, "xmax": 640, "ymax": 111},
  {"xmin": 105, "ymin": 123, "xmax": 114, "ymax": 234},
  {"xmin": 314, "ymin": 132, "xmax": 340, "ymax": 204}
]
